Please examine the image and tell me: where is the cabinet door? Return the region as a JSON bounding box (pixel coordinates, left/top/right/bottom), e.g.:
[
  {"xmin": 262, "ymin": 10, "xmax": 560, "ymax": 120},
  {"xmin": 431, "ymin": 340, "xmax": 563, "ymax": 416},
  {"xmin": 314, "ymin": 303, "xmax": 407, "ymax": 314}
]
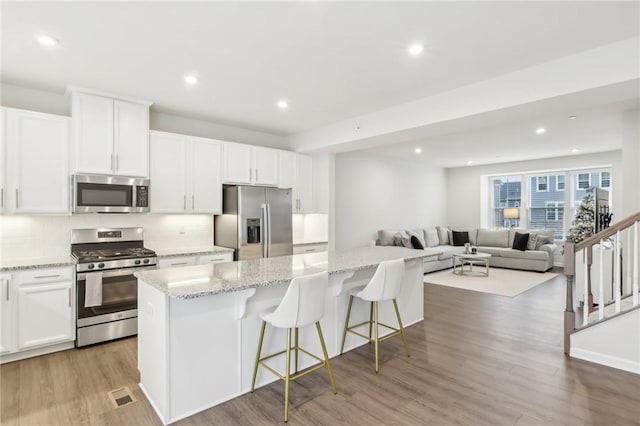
[
  {"xmin": 0, "ymin": 275, "xmax": 15, "ymax": 354},
  {"xmin": 253, "ymin": 147, "xmax": 279, "ymax": 186},
  {"xmin": 114, "ymin": 100, "xmax": 149, "ymax": 177},
  {"xmin": 197, "ymin": 253, "xmax": 233, "ymax": 264},
  {"xmin": 1, "ymin": 109, "xmax": 6, "ymax": 213},
  {"xmin": 73, "ymin": 93, "xmax": 114, "ymax": 174},
  {"xmin": 278, "ymin": 150, "xmax": 296, "ymax": 189},
  {"xmin": 150, "ymin": 132, "xmax": 187, "ymax": 213},
  {"xmin": 222, "ymin": 143, "xmax": 252, "ymax": 184},
  {"xmin": 158, "ymin": 256, "xmax": 197, "ymax": 269},
  {"xmin": 190, "ymin": 137, "xmax": 222, "ymax": 214},
  {"xmin": 296, "ymin": 154, "xmax": 314, "ymax": 213},
  {"xmin": 18, "ymin": 282, "xmax": 73, "ymax": 350},
  {"xmin": 5, "ymin": 109, "xmax": 70, "ymax": 213}
]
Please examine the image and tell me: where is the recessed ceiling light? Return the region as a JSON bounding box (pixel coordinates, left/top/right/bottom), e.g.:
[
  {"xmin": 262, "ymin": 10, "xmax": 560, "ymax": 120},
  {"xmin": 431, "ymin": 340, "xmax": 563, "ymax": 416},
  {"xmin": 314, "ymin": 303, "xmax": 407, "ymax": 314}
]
[
  {"xmin": 277, "ymin": 100, "xmax": 288, "ymax": 110},
  {"xmin": 415, "ymin": 147, "xmax": 422, "ymax": 154},
  {"xmin": 184, "ymin": 75, "xmax": 198, "ymax": 85},
  {"xmin": 408, "ymin": 44, "xmax": 424, "ymax": 56},
  {"xmin": 571, "ymin": 148, "xmax": 579, "ymax": 153},
  {"xmin": 535, "ymin": 127, "xmax": 546, "ymax": 134},
  {"xmin": 36, "ymin": 35, "xmax": 58, "ymax": 47},
  {"xmin": 568, "ymin": 115, "xmax": 577, "ymax": 120},
  {"xmin": 467, "ymin": 160, "xmax": 473, "ymax": 165}
]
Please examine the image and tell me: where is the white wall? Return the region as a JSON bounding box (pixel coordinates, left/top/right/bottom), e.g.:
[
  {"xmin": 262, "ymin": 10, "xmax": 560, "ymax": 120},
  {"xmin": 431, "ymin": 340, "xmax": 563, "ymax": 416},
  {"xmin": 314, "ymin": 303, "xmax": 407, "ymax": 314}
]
[
  {"xmin": 621, "ymin": 108, "xmax": 640, "ymax": 216},
  {"xmin": 0, "ymin": 214, "xmax": 214, "ymax": 260},
  {"xmin": 0, "ymin": 83, "xmax": 288, "ymax": 148},
  {"xmin": 334, "ymin": 151, "xmax": 447, "ymax": 250},
  {"xmin": 445, "ymin": 151, "xmax": 623, "ymax": 228}
]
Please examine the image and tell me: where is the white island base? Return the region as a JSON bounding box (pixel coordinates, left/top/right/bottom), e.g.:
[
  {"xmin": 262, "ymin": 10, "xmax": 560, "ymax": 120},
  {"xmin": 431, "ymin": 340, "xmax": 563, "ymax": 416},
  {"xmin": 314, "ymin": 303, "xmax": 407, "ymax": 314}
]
[{"xmin": 138, "ymin": 257, "xmax": 424, "ymax": 424}]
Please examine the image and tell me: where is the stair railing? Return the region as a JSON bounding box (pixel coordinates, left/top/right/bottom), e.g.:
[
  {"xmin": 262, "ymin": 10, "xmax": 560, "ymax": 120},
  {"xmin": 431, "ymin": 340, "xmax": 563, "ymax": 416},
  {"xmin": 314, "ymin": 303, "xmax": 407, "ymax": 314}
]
[{"xmin": 563, "ymin": 211, "xmax": 640, "ymax": 355}]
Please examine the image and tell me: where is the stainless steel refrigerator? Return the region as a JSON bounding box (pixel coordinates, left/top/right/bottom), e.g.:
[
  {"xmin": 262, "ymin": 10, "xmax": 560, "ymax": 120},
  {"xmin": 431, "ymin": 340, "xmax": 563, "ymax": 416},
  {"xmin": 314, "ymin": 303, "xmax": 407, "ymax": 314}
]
[{"xmin": 214, "ymin": 185, "xmax": 293, "ymax": 260}]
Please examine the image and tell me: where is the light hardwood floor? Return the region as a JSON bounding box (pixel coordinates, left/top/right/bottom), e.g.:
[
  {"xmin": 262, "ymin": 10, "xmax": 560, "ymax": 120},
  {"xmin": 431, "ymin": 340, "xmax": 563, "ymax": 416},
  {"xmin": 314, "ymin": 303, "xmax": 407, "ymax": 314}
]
[{"xmin": 2, "ymin": 271, "xmax": 639, "ymax": 425}]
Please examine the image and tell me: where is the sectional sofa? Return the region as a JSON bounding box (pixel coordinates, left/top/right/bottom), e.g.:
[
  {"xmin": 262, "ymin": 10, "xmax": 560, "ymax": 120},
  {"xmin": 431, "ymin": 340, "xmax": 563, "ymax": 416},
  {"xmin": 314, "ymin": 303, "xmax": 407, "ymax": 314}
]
[{"xmin": 377, "ymin": 227, "xmax": 557, "ymax": 273}]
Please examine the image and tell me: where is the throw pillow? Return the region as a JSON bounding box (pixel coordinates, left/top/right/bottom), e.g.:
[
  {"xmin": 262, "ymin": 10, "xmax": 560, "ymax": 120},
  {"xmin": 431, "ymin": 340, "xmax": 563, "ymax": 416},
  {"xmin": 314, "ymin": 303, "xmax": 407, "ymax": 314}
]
[
  {"xmin": 535, "ymin": 236, "xmax": 553, "ymax": 250},
  {"xmin": 410, "ymin": 235, "xmax": 425, "ymax": 250},
  {"xmin": 512, "ymin": 232, "xmax": 529, "ymax": 251},
  {"xmin": 527, "ymin": 233, "xmax": 539, "ymax": 251},
  {"xmin": 393, "ymin": 231, "xmax": 412, "ymax": 248},
  {"xmin": 408, "ymin": 229, "xmax": 426, "ymax": 248},
  {"xmin": 424, "ymin": 227, "xmax": 439, "ymax": 247},
  {"xmin": 436, "ymin": 226, "xmax": 450, "ymax": 245},
  {"xmin": 451, "ymin": 231, "xmax": 470, "ymax": 246}
]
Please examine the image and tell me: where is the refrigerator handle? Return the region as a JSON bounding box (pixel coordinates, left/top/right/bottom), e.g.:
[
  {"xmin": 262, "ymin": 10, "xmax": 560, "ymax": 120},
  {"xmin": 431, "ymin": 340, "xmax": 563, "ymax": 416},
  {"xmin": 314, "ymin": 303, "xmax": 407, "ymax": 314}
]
[
  {"xmin": 266, "ymin": 203, "xmax": 272, "ymax": 258},
  {"xmin": 261, "ymin": 203, "xmax": 268, "ymax": 258}
]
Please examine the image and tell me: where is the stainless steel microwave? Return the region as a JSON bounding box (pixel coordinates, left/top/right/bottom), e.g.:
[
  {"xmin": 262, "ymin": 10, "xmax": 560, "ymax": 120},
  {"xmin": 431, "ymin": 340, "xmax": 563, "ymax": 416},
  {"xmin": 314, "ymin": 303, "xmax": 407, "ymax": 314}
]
[{"xmin": 73, "ymin": 174, "xmax": 150, "ymax": 213}]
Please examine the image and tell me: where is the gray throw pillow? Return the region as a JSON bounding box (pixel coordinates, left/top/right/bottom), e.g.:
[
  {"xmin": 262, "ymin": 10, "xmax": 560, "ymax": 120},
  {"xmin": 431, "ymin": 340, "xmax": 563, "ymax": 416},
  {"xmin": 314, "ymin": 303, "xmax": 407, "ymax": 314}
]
[
  {"xmin": 424, "ymin": 227, "xmax": 439, "ymax": 247},
  {"xmin": 527, "ymin": 233, "xmax": 539, "ymax": 251},
  {"xmin": 378, "ymin": 229, "xmax": 397, "ymax": 246},
  {"xmin": 436, "ymin": 226, "xmax": 450, "ymax": 245},
  {"xmin": 393, "ymin": 231, "xmax": 412, "ymax": 248},
  {"xmin": 535, "ymin": 236, "xmax": 553, "ymax": 250}
]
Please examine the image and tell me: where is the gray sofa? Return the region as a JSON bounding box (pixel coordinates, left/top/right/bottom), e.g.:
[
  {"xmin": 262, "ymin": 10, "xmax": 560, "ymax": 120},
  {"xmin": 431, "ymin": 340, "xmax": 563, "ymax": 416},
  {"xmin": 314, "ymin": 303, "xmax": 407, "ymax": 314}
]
[{"xmin": 377, "ymin": 227, "xmax": 557, "ymax": 274}]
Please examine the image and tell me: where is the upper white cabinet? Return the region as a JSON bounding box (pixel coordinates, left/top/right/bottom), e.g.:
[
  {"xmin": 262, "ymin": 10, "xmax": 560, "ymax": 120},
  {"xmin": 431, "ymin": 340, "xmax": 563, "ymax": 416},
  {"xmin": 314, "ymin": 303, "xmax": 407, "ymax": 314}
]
[
  {"xmin": 222, "ymin": 142, "xmax": 278, "ymax": 186},
  {"xmin": 279, "ymin": 151, "xmax": 313, "ymax": 213},
  {"xmin": 2, "ymin": 108, "xmax": 70, "ymax": 214},
  {"xmin": 71, "ymin": 90, "xmax": 151, "ymax": 177},
  {"xmin": 150, "ymin": 131, "xmax": 222, "ymax": 214}
]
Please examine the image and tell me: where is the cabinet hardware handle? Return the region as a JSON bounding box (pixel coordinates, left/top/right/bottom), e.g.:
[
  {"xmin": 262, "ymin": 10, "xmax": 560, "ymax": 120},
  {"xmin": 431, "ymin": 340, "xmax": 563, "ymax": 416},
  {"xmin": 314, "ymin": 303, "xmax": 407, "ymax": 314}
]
[
  {"xmin": 5, "ymin": 280, "xmax": 9, "ymax": 301},
  {"xmin": 209, "ymin": 259, "xmax": 223, "ymax": 263},
  {"xmin": 68, "ymin": 288, "xmax": 71, "ymax": 307},
  {"xmin": 192, "ymin": 195, "xmax": 195, "ymax": 210},
  {"xmin": 115, "ymin": 154, "xmax": 119, "ymax": 171},
  {"xmin": 15, "ymin": 189, "xmax": 19, "ymax": 209},
  {"xmin": 34, "ymin": 275, "xmax": 61, "ymax": 279},
  {"xmin": 1, "ymin": 188, "xmax": 3, "ymax": 209},
  {"xmin": 305, "ymin": 249, "xmax": 315, "ymax": 252},
  {"xmin": 183, "ymin": 195, "xmax": 186, "ymax": 211},
  {"xmin": 249, "ymin": 168, "xmax": 252, "ymax": 182},
  {"xmin": 171, "ymin": 262, "xmax": 188, "ymax": 266}
]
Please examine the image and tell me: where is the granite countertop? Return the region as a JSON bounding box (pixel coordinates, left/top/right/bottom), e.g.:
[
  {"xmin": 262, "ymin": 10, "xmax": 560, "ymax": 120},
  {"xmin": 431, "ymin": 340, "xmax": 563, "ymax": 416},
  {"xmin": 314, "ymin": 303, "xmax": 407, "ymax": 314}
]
[
  {"xmin": 0, "ymin": 256, "xmax": 76, "ymax": 272},
  {"xmin": 135, "ymin": 246, "xmax": 440, "ymax": 299},
  {"xmin": 150, "ymin": 245, "xmax": 234, "ymax": 258}
]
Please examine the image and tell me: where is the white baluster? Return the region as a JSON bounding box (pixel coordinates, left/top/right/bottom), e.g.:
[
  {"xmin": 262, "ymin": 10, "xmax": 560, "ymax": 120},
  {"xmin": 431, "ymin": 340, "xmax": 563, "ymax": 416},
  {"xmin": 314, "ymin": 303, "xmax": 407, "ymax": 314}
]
[
  {"xmin": 583, "ymin": 249, "xmax": 589, "ymax": 326},
  {"xmin": 598, "ymin": 239, "xmax": 604, "ymax": 320},
  {"xmin": 634, "ymin": 221, "xmax": 639, "ymax": 307},
  {"xmin": 626, "ymin": 228, "xmax": 633, "ymax": 295},
  {"xmin": 614, "ymin": 230, "xmax": 621, "ymax": 314}
]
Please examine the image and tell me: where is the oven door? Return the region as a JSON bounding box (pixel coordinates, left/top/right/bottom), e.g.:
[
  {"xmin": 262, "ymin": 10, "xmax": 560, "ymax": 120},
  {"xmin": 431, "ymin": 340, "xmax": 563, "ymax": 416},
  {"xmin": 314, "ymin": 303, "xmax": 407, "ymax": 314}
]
[{"xmin": 76, "ymin": 266, "xmax": 155, "ymax": 327}]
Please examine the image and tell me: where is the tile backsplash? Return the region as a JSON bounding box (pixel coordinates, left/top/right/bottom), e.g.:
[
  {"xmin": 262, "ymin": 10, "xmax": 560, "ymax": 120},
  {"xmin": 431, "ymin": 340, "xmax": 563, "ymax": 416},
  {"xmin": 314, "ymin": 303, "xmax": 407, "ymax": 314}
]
[{"xmin": 0, "ymin": 214, "xmax": 214, "ymax": 260}]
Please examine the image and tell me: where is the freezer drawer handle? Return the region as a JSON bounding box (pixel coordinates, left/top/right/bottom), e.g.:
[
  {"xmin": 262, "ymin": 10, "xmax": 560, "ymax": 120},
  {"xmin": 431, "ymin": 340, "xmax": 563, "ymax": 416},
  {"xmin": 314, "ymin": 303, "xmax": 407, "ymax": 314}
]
[{"xmin": 34, "ymin": 275, "xmax": 61, "ymax": 279}]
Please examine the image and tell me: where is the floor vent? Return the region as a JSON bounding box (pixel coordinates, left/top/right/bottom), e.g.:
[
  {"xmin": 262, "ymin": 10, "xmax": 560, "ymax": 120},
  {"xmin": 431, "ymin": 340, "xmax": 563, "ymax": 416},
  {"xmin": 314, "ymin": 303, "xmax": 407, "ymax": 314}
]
[{"xmin": 107, "ymin": 386, "xmax": 137, "ymax": 409}]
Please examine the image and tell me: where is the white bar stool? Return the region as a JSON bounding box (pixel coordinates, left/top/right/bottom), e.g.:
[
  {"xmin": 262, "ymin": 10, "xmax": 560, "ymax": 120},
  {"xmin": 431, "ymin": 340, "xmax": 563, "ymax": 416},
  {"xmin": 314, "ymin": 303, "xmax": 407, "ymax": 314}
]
[
  {"xmin": 250, "ymin": 271, "xmax": 337, "ymax": 422},
  {"xmin": 340, "ymin": 258, "xmax": 410, "ymax": 372}
]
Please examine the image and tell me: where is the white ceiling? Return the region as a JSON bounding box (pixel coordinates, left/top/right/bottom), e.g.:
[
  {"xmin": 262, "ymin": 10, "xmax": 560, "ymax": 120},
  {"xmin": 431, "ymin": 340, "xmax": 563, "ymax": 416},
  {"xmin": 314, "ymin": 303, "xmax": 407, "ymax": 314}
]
[{"xmin": 2, "ymin": 1, "xmax": 639, "ymax": 135}]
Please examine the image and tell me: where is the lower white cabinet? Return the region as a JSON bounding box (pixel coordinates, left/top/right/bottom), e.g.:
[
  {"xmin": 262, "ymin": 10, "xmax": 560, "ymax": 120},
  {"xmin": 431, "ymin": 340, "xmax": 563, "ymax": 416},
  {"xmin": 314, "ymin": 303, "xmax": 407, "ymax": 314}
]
[
  {"xmin": 158, "ymin": 255, "xmax": 197, "ymax": 269},
  {"xmin": 292, "ymin": 243, "xmax": 328, "ymax": 255},
  {"xmin": 0, "ymin": 274, "xmax": 16, "ymax": 354},
  {"xmin": 18, "ymin": 281, "xmax": 73, "ymax": 350},
  {"xmin": 197, "ymin": 253, "xmax": 233, "ymax": 265}
]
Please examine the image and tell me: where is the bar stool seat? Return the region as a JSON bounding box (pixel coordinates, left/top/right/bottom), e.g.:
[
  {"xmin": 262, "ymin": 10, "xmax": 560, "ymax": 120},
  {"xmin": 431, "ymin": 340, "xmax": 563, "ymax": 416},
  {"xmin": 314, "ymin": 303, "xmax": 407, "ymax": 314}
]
[
  {"xmin": 251, "ymin": 271, "xmax": 337, "ymax": 422},
  {"xmin": 340, "ymin": 258, "xmax": 410, "ymax": 372}
]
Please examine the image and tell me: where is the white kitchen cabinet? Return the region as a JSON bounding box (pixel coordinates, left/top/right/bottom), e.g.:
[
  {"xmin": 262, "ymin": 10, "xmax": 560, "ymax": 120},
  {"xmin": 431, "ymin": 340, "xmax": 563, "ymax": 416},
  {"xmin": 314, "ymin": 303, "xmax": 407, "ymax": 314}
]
[
  {"xmin": 0, "ymin": 274, "xmax": 16, "ymax": 355},
  {"xmin": 150, "ymin": 131, "xmax": 222, "ymax": 214},
  {"xmin": 278, "ymin": 150, "xmax": 296, "ymax": 190},
  {"xmin": 197, "ymin": 253, "xmax": 233, "ymax": 265},
  {"xmin": 222, "ymin": 142, "xmax": 278, "ymax": 186},
  {"xmin": 71, "ymin": 90, "xmax": 150, "ymax": 177},
  {"xmin": 292, "ymin": 243, "xmax": 327, "ymax": 255},
  {"xmin": 158, "ymin": 256, "xmax": 198, "ymax": 269},
  {"xmin": 16, "ymin": 268, "xmax": 74, "ymax": 351},
  {"xmin": 3, "ymin": 108, "xmax": 70, "ymax": 214},
  {"xmin": 295, "ymin": 154, "xmax": 314, "ymax": 213},
  {"xmin": 0, "ymin": 109, "xmax": 6, "ymax": 213}
]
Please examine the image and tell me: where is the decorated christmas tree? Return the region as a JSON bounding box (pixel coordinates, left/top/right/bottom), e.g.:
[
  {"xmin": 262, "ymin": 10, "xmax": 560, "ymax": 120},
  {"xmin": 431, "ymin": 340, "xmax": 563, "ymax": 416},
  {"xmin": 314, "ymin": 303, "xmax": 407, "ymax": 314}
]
[{"xmin": 567, "ymin": 188, "xmax": 595, "ymax": 242}]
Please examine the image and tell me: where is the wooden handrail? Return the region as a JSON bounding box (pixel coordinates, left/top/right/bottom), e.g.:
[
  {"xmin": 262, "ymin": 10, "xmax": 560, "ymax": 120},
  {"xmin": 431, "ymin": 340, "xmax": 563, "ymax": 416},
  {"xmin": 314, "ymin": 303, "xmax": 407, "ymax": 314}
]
[{"xmin": 575, "ymin": 211, "xmax": 640, "ymax": 251}]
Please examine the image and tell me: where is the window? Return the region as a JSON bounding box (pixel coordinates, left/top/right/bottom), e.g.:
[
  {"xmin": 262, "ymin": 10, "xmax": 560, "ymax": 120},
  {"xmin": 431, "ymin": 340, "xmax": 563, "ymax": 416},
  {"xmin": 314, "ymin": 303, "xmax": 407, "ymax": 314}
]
[
  {"xmin": 577, "ymin": 173, "xmax": 591, "ymax": 190},
  {"xmin": 545, "ymin": 201, "xmax": 564, "ymax": 221},
  {"xmin": 536, "ymin": 176, "xmax": 549, "ymax": 192},
  {"xmin": 600, "ymin": 171, "xmax": 611, "ymax": 188},
  {"xmin": 491, "ymin": 176, "xmax": 521, "ymax": 228},
  {"xmin": 556, "ymin": 175, "xmax": 565, "ymax": 191}
]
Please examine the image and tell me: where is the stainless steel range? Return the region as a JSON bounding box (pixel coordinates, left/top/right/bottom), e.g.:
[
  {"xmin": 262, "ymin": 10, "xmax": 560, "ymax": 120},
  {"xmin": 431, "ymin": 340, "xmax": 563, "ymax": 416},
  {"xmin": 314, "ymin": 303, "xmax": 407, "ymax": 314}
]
[{"xmin": 71, "ymin": 227, "xmax": 156, "ymax": 347}]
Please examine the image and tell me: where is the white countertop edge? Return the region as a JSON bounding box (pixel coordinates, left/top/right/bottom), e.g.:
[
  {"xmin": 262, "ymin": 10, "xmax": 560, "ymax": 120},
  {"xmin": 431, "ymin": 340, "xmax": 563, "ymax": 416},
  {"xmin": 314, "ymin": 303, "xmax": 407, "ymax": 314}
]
[
  {"xmin": 151, "ymin": 246, "xmax": 234, "ymax": 258},
  {"xmin": 0, "ymin": 256, "xmax": 76, "ymax": 271},
  {"xmin": 292, "ymin": 241, "xmax": 329, "ymax": 246}
]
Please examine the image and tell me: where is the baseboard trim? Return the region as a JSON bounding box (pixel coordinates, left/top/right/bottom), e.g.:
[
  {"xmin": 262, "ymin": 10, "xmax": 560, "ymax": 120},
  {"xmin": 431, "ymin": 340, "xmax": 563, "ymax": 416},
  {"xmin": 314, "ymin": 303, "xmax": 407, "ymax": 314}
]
[
  {"xmin": 1, "ymin": 341, "xmax": 74, "ymax": 364},
  {"xmin": 570, "ymin": 347, "xmax": 640, "ymax": 374}
]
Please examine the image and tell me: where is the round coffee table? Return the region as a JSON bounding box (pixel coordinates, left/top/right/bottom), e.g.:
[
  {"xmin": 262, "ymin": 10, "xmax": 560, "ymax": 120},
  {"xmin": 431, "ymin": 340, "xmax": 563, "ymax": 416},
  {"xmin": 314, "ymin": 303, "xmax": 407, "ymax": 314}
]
[{"xmin": 452, "ymin": 252, "xmax": 492, "ymax": 277}]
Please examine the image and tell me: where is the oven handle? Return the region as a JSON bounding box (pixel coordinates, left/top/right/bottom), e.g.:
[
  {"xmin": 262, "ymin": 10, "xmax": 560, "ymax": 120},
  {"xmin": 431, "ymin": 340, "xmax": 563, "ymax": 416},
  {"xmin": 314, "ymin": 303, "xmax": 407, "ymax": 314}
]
[{"xmin": 77, "ymin": 266, "xmax": 157, "ymax": 281}]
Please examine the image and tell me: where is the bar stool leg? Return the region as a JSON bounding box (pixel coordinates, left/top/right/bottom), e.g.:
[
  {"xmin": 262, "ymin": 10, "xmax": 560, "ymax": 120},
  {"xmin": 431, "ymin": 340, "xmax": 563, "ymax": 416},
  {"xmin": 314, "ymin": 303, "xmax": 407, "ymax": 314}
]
[
  {"xmin": 368, "ymin": 302, "xmax": 374, "ymax": 341},
  {"xmin": 251, "ymin": 320, "xmax": 267, "ymax": 392},
  {"xmin": 393, "ymin": 299, "xmax": 410, "ymax": 357},
  {"xmin": 340, "ymin": 295, "xmax": 354, "ymax": 354},
  {"xmin": 374, "ymin": 301, "xmax": 380, "ymax": 373},
  {"xmin": 316, "ymin": 322, "xmax": 337, "ymax": 394},
  {"xmin": 284, "ymin": 328, "xmax": 292, "ymax": 422},
  {"xmin": 294, "ymin": 327, "xmax": 299, "ymax": 373}
]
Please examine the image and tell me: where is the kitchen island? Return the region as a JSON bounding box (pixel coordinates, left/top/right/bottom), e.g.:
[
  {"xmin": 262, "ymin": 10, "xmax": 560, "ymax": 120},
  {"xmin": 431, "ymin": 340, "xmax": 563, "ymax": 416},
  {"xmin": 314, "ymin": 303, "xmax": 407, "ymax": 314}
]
[{"xmin": 135, "ymin": 246, "xmax": 438, "ymax": 425}]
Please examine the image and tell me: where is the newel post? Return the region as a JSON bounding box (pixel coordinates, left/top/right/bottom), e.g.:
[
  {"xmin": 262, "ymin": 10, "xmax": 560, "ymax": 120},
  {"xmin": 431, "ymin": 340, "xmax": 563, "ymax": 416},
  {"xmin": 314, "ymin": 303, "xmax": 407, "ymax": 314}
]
[{"xmin": 563, "ymin": 240, "xmax": 576, "ymax": 356}]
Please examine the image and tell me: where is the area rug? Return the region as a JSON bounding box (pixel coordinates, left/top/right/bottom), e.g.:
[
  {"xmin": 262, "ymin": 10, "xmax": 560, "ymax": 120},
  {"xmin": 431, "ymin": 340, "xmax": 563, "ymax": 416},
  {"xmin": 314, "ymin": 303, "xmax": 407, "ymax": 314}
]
[{"xmin": 424, "ymin": 268, "xmax": 559, "ymax": 297}]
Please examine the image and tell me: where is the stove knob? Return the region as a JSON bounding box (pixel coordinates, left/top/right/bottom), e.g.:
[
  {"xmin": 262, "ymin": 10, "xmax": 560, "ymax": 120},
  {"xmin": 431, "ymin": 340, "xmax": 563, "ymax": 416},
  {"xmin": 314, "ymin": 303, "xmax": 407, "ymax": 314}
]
[
  {"xmin": 135, "ymin": 260, "xmax": 141, "ymax": 265},
  {"xmin": 143, "ymin": 259, "xmax": 150, "ymax": 264},
  {"xmin": 98, "ymin": 263, "xmax": 105, "ymax": 268},
  {"xmin": 87, "ymin": 264, "xmax": 95, "ymax": 270}
]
